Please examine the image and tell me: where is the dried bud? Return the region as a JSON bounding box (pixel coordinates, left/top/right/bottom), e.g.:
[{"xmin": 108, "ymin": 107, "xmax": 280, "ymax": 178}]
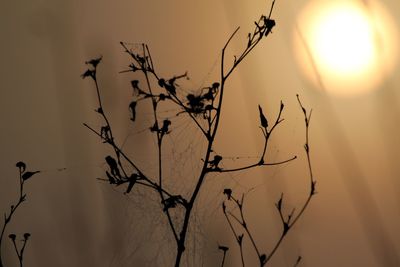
[
  {"xmin": 258, "ymin": 105, "xmax": 268, "ymax": 129},
  {"xmin": 260, "ymin": 254, "xmax": 267, "ymax": 265},
  {"xmin": 129, "ymin": 101, "xmax": 137, "ymax": 122},
  {"xmin": 161, "ymin": 119, "xmax": 171, "ymax": 134},
  {"xmin": 131, "ymin": 80, "xmax": 139, "ymax": 89},
  {"xmin": 85, "ymin": 56, "xmax": 102, "ymax": 68},
  {"xmin": 81, "ymin": 69, "xmax": 94, "ymax": 79},
  {"xmin": 23, "ymin": 233, "xmax": 31, "ymax": 240},
  {"xmin": 16, "ymin": 161, "xmax": 26, "ymax": 172},
  {"xmin": 223, "ymin": 188, "xmax": 232, "ymax": 200},
  {"xmin": 218, "ymin": 245, "xmax": 229, "ymax": 252},
  {"xmin": 212, "ymin": 82, "xmax": 220, "ymax": 89},
  {"xmin": 158, "ymin": 78, "xmax": 165, "ymax": 88}
]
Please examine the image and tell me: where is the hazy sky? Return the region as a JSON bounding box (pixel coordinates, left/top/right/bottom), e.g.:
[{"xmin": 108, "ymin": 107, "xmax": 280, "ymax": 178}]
[{"xmin": 1, "ymin": 0, "xmax": 400, "ymax": 266}]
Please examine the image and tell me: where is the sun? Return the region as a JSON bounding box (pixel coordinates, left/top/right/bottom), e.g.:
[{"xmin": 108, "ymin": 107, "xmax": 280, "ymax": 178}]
[
  {"xmin": 312, "ymin": 4, "xmax": 374, "ymax": 75},
  {"xmin": 293, "ymin": 0, "xmax": 398, "ymax": 96}
]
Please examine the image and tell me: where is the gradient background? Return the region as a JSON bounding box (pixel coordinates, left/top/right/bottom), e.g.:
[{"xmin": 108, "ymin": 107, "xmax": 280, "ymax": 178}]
[{"xmin": 1, "ymin": 0, "xmax": 400, "ymax": 266}]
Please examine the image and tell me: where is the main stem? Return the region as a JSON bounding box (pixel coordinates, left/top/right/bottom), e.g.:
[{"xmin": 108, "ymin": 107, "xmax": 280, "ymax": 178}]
[
  {"xmin": 174, "ymin": 36, "xmax": 231, "ymax": 266},
  {"xmin": 171, "ymin": 4, "xmax": 275, "ymax": 263},
  {"xmin": 174, "ymin": 144, "xmax": 214, "ymax": 267}
]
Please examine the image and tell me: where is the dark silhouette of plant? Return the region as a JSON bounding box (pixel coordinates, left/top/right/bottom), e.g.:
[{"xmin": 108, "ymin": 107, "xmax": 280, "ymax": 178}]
[
  {"xmin": 220, "ymin": 95, "xmax": 315, "ymax": 266},
  {"xmin": 218, "ymin": 245, "xmax": 229, "ymax": 267},
  {"xmin": 81, "ymin": 1, "xmax": 315, "ymax": 266},
  {"xmin": 0, "ymin": 162, "xmax": 40, "ymax": 267}
]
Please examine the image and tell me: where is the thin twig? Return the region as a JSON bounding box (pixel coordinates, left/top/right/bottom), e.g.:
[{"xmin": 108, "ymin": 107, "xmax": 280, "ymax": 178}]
[
  {"xmin": 0, "ymin": 163, "xmax": 38, "ymax": 267},
  {"xmin": 211, "ymin": 156, "xmax": 297, "ymax": 173},
  {"xmin": 293, "ymin": 256, "xmax": 302, "ymax": 267},
  {"xmin": 264, "ymin": 96, "xmax": 316, "ymax": 264}
]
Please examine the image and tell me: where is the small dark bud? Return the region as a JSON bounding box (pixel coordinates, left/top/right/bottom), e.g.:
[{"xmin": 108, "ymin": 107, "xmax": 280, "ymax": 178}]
[
  {"xmin": 260, "ymin": 254, "xmax": 267, "ymax": 264},
  {"xmin": 265, "ymin": 19, "xmax": 276, "ymax": 29},
  {"xmin": 8, "ymin": 234, "xmax": 16, "ymax": 241},
  {"xmin": 209, "ymin": 155, "xmax": 223, "ymax": 169},
  {"xmin": 125, "ymin": 174, "xmax": 138, "ymax": 194},
  {"xmin": 276, "ymin": 197, "xmax": 283, "ymax": 211},
  {"xmin": 218, "ymin": 245, "xmax": 229, "ymax": 252},
  {"xmin": 105, "ymin": 156, "xmax": 121, "ymax": 178},
  {"xmin": 223, "ymin": 188, "xmax": 232, "ymax": 200},
  {"xmin": 205, "ymin": 104, "xmax": 213, "ymax": 111},
  {"xmin": 131, "ymin": 80, "xmax": 139, "ymax": 88},
  {"xmin": 129, "ymin": 101, "xmax": 137, "ymax": 122},
  {"xmin": 158, "ymin": 78, "xmax": 165, "ymax": 88},
  {"xmin": 258, "ymin": 105, "xmax": 268, "ymax": 128},
  {"xmin": 23, "ymin": 233, "xmax": 31, "ymax": 240},
  {"xmin": 264, "ymin": 19, "xmax": 276, "ymax": 36},
  {"xmin": 186, "ymin": 94, "xmax": 195, "ymax": 101},
  {"xmin": 16, "ymin": 161, "xmax": 26, "ymax": 173},
  {"xmin": 85, "ymin": 57, "xmax": 102, "ymax": 68},
  {"xmin": 161, "ymin": 119, "xmax": 171, "ymax": 134},
  {"xmin": 81, "ymin": 69, "xmax": 94, "ymax": 79},
  {"xmin": 214, "ymin": 155, "xmax": 222, "ymax": 162},
  {"xmin": 212, "ymin": 82, "xmax": 220, "ymax": 89}
]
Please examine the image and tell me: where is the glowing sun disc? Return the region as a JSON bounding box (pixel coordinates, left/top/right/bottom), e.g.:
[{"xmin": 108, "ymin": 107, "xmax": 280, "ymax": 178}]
[{"xmin": 293, "ymin": 0, "xmax": 398, "ymax": 96}]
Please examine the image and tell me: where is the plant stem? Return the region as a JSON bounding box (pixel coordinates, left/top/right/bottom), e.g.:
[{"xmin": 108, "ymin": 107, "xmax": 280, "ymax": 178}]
[{"xmin": 0, "ymin": 169, "xmax": 26, "ymax": 267}]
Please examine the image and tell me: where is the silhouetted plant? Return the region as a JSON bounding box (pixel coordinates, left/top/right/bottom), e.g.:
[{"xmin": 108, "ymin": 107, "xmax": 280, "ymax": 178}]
[
  {"xmin": 82, "ymin": 1, "xmax": 315, "ymax": 266},
  {"xmin": 0, "ymin": 162, "xmax": 40, "ymax": 267},
  {"xmin": 220, "ymin": 95, "xmax": 315, "ymax": 267}
]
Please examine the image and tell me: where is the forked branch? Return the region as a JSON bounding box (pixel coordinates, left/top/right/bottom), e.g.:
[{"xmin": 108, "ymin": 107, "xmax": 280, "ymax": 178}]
[{"xmin": 221, "ymin": 96, "xmax": 316, "ymax": 266}]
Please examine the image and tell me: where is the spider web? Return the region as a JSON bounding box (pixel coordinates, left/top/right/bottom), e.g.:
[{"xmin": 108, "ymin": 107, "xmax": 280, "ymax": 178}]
[{"xmin": 86, "ymin": 42, "xmax": 292, "ymax": 266}]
